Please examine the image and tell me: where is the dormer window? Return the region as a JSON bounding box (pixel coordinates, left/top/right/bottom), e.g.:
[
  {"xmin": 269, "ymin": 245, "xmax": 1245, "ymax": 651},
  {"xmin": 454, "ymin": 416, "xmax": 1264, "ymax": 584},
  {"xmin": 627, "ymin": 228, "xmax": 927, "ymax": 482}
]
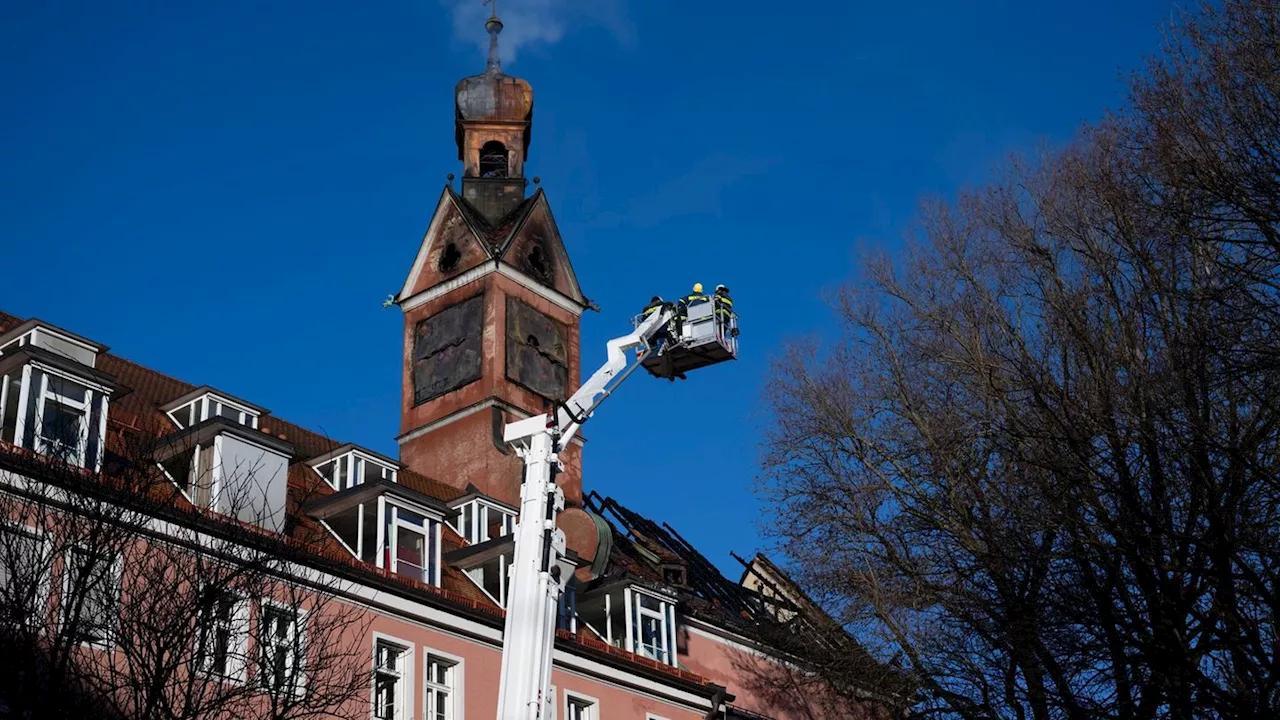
[
  {"xmin": 445, "ymin": 494, "xmax": 517, "ymax": 605},
  {"xmin": 305, "ymin": 483, "xmax": 446, "ymax": 587},
  {"xmin": 449, "ymin": 496, "xmax": 515, "ymax": 545},
  {"xmin": 0, "ymin": 320, "xmax": 115, "ymax": 472},
  {"xmin": 308, "ymin": 445, "xmax": 398, "ymax": 491},
  {"xmin": 165, "ymin": 389, "xmax": 262, "ymax": 430},
  {"xmin": 152, "ymin": 419, "xmax": 294, "ymax": 530},
  {"xmin": 575, "ymin": 584, "xmax": 679, "ymax": 666}
]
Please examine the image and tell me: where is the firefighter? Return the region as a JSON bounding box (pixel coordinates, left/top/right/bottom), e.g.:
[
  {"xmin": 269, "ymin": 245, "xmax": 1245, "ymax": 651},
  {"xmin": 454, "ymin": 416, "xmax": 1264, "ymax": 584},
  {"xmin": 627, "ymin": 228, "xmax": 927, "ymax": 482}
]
[
  {"xmin": 683, "ymin": 282, "xmax": 710, "ymax": 308},
  {"xmin": 713, "ymin": 284, "xmax": 738, "ymax": 337},
  {"xmin": 641, "ymin": 295, "xmax": 672, "ymax": 355}
]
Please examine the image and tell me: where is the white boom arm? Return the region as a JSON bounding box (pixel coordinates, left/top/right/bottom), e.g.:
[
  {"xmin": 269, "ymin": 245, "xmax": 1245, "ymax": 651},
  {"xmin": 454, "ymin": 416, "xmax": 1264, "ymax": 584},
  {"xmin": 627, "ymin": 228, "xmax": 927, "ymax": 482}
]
[{"xmin": 496, "ymin": 307, "xmax": 674, "ymax": 720}]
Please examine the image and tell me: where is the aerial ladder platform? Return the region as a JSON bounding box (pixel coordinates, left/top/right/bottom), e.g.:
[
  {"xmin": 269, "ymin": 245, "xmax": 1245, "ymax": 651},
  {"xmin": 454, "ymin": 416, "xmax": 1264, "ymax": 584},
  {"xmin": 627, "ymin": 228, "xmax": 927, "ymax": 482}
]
[{"xmin": 495, "ymin": 300, "xmax": 737, "ymax": 720}]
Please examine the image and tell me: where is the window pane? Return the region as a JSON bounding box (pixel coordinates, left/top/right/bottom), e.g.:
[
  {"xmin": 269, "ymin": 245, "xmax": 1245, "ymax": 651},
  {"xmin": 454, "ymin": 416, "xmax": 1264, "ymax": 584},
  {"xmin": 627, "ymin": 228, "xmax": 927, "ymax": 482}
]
[
  {"xmin": 374, "ymin": 640, "xmax": 403, "ymax": 720},
  {"xmin": 260, "ymin": 605, "xmax": 299, "ymax": 693},
  {"xmin": 486, "ymin": 508, "xmax": 505, "ymax": 541},
  {"xmin": 337, "ymin": 456, "xmax": 349, "ymax": 488},
  {"xmin": 460, "ymin": 503, "xmax": 474, "ymax": 543},
  {"xmin": 45, "ymin": 375, "xmax": 87, "ymax": 404},
  {"xmin": 395, "ymin": 507, "xmax": 427, "ymax": 527},
  {"xmin": 640, "ymin": 614, "xmax": 666, "ymax": 661},
  {"xmin": 2, "ymin": 374, "xmax": 19, "ymax": 444},
  {"xmin": 353, "ymin": 457, "xmax": 364, "ymax": 485},
  {"xmin": 20, "ymin": 369, "xmax": 41, "ymax": 450},
  {"xmin": 394, "ymin": 525, "xmax": 426, "ymax": 583},
  {"xmin": 374, "ymin": 675, "xmax": 396, "ymax": 719},
  {"xmin": 318, "ymin": 461, "xmax": 335, "ymax": 486},
  {"xmin": 639, "ymin": 594, "xmax": 662, "ymax": 612},
  {"xmin": 425, "ymin": 656, "xmax": 454, "ymax": 720},
  {"xmin": 85, "ymin": 394, "xmax": 103, "ymax": 470},
  {"xmin": 0, "ymin": 527, "xmax": 40, "ymax": 623},
  {"xmin": 217, "ymin": 403, "xmax": 241, "ymax": 422},
  {"xmin": 40, "ymin": 399, "xmax": 84, "ymax": 461},
  {"xmin": 65, "ymin": 550, "xmax": 118, "ymax": 644}
]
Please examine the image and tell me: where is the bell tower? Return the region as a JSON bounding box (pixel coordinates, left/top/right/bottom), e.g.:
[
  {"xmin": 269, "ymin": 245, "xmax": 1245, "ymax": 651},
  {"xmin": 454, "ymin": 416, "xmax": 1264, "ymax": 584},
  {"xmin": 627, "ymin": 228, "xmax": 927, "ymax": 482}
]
[
  {"xmin": 394, "ymin": 9, "xmax": 588, "ymax": 509},
  {"xmin": 455, "ymin": 12, "xmax": 532, "ymax": 223}
]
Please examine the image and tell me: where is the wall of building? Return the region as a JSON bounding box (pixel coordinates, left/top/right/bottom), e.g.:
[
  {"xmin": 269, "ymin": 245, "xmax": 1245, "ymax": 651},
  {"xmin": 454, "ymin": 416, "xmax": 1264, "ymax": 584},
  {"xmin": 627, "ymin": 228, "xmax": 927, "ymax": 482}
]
[
  {"xmin": 363, "ymin": 610, "xmax": 706, "ymax": 720},
  {"xmin": 399, "ymin": 271, "xmax": 583, "ymax": 508},
  {"xmin": 680, "ymin": 621, "xmax": 879, "ymax": 720}
]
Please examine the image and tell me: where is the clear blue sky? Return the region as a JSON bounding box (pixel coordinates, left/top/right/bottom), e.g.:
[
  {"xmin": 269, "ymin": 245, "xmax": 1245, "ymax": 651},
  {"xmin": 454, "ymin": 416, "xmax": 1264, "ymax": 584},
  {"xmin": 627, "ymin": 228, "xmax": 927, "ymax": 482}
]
[{"xmin": 0, "ymin": 0, "xmax": 1175, "ymax": 575}]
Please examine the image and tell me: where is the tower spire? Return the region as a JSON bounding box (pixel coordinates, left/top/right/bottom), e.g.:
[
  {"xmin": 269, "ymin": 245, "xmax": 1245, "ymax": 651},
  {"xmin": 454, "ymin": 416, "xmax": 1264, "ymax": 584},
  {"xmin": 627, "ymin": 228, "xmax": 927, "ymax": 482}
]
[{"xmin": 484, "ymin": 0, "xmax": 503, "ymax": 75}]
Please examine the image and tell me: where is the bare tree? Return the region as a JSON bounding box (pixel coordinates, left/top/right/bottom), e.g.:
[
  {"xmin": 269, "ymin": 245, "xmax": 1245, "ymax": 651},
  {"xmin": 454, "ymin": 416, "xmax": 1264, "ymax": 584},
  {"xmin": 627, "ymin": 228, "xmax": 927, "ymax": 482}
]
[
  {"xmin": 0, "ymin": 410, "xmax": 373, "ymax": 720},
  {"xmin": 759, "ymin": 2, "xmax": 1280, "ymax": 718}
]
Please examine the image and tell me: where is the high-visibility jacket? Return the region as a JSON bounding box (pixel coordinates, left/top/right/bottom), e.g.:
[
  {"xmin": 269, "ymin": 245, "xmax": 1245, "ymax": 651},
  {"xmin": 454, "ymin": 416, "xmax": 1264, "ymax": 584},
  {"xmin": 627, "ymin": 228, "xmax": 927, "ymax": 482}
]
[
  {"xmin": 713, "ymin": 293, "xmax": 734, "ymax": 317},
  {"xmin": 642, "ymin": 300, "xmax": 664, "ymax": 318},
  {"xmin": 683, "ymin": 292, "xmax": 709, "ymax": 307}
]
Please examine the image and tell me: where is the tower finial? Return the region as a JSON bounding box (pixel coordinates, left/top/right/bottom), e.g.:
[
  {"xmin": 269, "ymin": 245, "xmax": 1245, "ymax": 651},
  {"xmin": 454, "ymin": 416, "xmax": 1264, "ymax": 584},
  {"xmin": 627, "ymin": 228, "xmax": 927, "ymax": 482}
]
[{"xmin": 484, "ymin": 0, "xmax": 503, "ymax": 74}]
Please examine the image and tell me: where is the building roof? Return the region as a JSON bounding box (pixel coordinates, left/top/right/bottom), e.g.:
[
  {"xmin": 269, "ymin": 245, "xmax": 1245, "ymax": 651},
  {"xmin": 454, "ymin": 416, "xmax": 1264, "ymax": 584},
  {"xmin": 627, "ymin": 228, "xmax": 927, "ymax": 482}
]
[
  {"xmin": 0, "ymin": 309, "xmax": 734, "ymax": 695},
  {"xmin": 583, "ymin": 491, "xmax": 894, "ymax": 686},
  {"xmin": 0, "ymin": 310, "xmax": 481, "ymax": 605}
]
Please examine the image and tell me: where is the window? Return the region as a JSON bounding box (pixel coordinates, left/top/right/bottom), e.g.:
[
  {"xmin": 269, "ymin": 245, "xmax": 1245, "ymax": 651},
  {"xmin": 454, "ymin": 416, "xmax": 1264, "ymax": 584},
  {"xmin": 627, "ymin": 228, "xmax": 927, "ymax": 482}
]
[
  {"xmin": 624, "ymin": 587, "xmax": 677, "ymax": 666},
  {"xmin": 168, "ymin": 393, "xmax": 259, "ymax": 430},
  {"xmin": 314, "ymin": 493, "xmax": 445, "ymax": 587},
  {"xmin": 662, "ymin": 564, "xmax": 687, "ymax": 587},
  {"xmin": 636, "ymin": 594, "xmax": 669, "ymax": 663},
  {"xmin": 313, "ymin": 450, "xmax": 397, "ymax": 491},
  {"xmin": 438, "ymin": 243, "xmax": 461, "ymax": 273},
  {"xmin": 388, "ymin": 505, "xmax": 437, "ymax": 585},
  {"xmin": 564, "ymin": 693, "xmax": 597, "ymax": 720},
  {"xmin": 0, "ymin": 525, "xmax": 45, "ymax": 627},
  {"xmin": 556, "ymin": 577, "xmax": 577, "ymax": 633},
  {"xmin": 374, "ymin": 637, "xmax": 412, "ymax": 720},
  {"xmin": 14, "ymin": 369, "xmax": 107, "ymax": 470},
  {"xmin": 197, "ymin": 588, "xmax": 247, "ymax": 679},
  {"xmin": 424, "ymin": 654, "xmax": 458, "ymax": 720},
  {"xmin": 259, "ymin": 603, "xmax": 305, "ymax": 695},
  {"xmin": 450, "ymin": 499, "xmax": 514, "ymax": 545},
  {"xmin": 478, "ymin": 140, "xmax": 508, "ymax": 178},
  {"xmin": 61, "ymin": 548, "xmax": 121, "ymax": 646}
]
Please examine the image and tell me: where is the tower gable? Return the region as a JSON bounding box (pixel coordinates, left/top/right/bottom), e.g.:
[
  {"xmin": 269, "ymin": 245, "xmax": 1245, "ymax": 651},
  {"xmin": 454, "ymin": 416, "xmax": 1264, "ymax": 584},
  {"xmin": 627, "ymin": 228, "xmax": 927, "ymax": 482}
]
[
  {"xmin": 399, "ymin": 188, "xmax": 494, "ymax": 301},
  {"xmin": 496, "ymin": 192, "xmax": 584, "ymax": 306}
]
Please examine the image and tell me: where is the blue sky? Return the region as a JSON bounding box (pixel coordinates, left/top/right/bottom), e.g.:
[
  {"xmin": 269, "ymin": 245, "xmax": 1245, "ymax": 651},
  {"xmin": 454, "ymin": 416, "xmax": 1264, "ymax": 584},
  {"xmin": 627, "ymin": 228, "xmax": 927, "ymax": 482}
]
[{"xmin": 0, "ymin": 0, "xmax": 1175, "ymax": 576}]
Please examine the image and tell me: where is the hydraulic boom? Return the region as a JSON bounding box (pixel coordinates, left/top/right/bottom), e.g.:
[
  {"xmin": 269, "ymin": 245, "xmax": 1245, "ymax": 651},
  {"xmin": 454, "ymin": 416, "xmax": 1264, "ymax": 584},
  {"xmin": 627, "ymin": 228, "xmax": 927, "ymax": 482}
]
[{"xmin": 495, "ymin": 307, "xmax": 676, "ymax": 720}]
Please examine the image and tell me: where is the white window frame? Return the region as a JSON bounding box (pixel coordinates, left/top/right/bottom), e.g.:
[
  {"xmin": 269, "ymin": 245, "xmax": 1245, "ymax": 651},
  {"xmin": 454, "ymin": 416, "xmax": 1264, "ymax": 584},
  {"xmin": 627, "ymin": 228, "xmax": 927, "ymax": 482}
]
[
  {"xmin": 313, "ymin": 450, "xmax": 398, "ymax": 491},
  {"xmin": 60, "ymin": 545, "xmax": 122, "ymax": 649},
  {"xmin": 626, "ymin": 586, "xmax": 677, "ymax": 666},
  {"xmin": 168, "ymin": 393, "xmax": 260, "ymax": 430},
  {"xmin": 646, "ymin": 714, "xmax": 673, "ymax": 720},
  {"xmin": 563, "ymin": 691, "xmax": 599, "ymax": 720},
  {"xmin": 258, "ymin": 599, "xmax": 308, "ymax": 697},
  {"xmin": 26, "ymin": 365, "xmax": 107, "ymax": 470},
  {"xmin": 372, "ymin": 632, "xmax": 414, "ymax": 720},
  {"xmin": 386, "ymin": 502, "xmax": 441, "ymax": 587},
  {"xmin": 196, "ymin": 585, "xmax": 250, "ymax": 682},
  {"xmin": 422, "ymin": 647, "xmax": 463, "ymax": 720},
  {"xmin": 0, "ymin": 523, "xmax": 50, "ymax": 629},
  {"xmin": 451, "ymin": 499, "xmax": 515, "ymax": 545}
]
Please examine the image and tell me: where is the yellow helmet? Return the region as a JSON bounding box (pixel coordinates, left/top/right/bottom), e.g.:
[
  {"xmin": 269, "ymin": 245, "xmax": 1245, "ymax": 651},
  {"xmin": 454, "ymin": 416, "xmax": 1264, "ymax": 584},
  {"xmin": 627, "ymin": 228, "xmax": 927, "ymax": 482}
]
[{"xmin": 693, "ymin": 282, "xmax": 703, "ymax": 293}]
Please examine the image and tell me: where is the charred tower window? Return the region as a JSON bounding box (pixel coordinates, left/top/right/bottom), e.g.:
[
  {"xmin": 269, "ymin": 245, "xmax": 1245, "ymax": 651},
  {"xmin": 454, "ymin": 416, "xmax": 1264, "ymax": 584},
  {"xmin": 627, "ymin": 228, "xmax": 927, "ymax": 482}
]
[
  {"xmin": 479, "ymin": 141, "xmax": 509, "ymax": 178},
  {"xmin": 438, "ymin": 242, "xmax": 461, "ymax": 273},
  {"xmin": 528, "ymin": 246, "xmax": 550, "ymax": 281}
]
